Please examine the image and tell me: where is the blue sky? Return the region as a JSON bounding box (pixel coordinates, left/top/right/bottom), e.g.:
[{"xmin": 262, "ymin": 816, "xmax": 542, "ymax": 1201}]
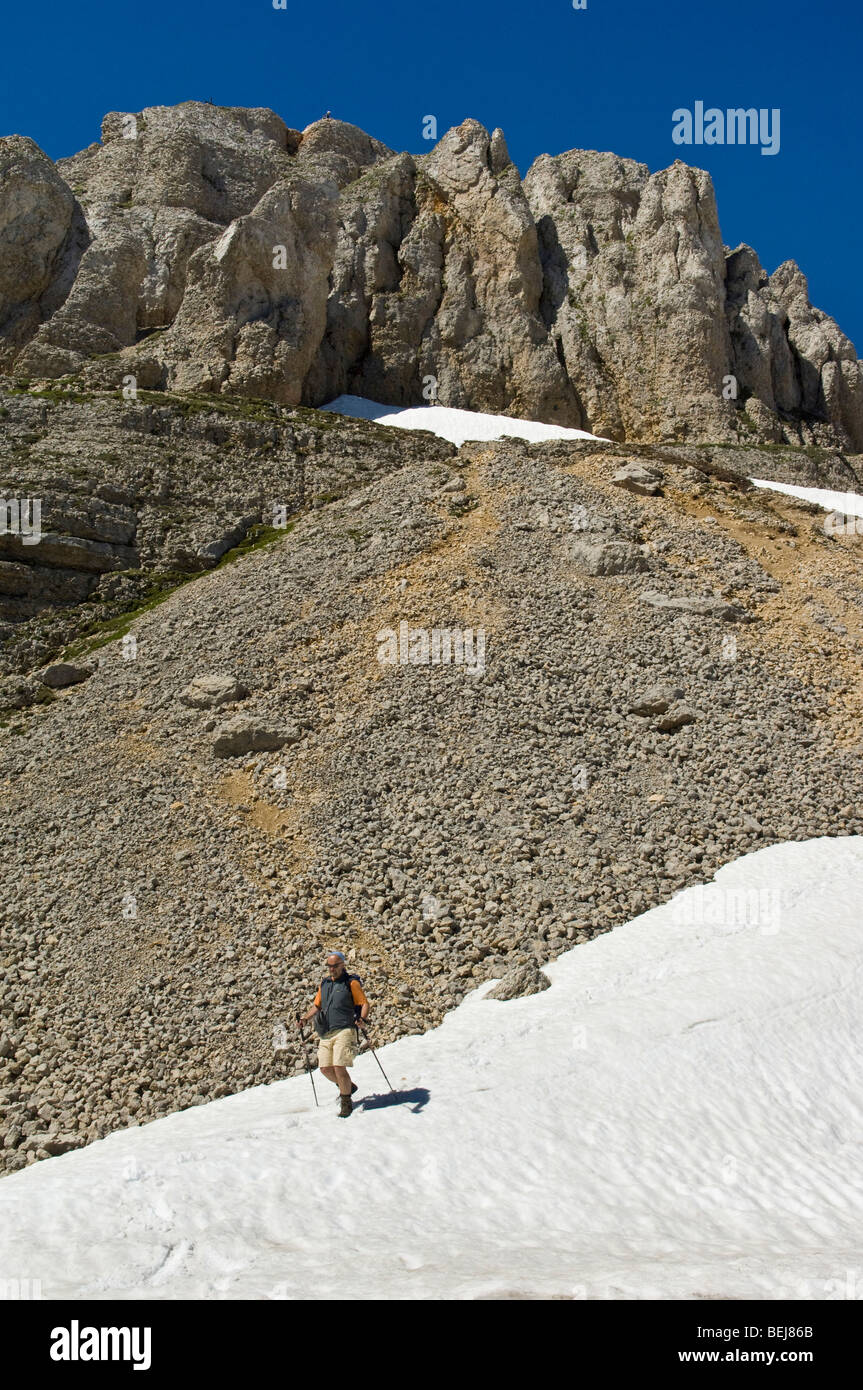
[{"xmin": 3, "ymin": 0, "xmax": 860, "ymax": 349}]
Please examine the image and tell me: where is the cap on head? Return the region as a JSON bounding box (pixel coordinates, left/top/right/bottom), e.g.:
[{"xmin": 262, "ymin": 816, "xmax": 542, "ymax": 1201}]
[{"xmin": 326, "ymin": 951, "xmax": 345, "ymax": 962}]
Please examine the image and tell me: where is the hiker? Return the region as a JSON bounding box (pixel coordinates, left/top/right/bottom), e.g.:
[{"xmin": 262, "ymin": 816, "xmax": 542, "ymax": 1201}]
[{"xmin": 298, "ymin": 952, "xmax": 369, "ymax": 1117}]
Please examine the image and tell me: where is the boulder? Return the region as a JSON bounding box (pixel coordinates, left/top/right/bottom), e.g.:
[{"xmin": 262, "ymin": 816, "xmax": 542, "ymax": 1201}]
[
  {"xmin": 629, "ymin": 684, "xmax": 684, "ymax": 716},
  {"xmin": 612, "ymin": 463, "xmax": 664, "ymax": 496},
  {"xmin": 568, "ymin": 536, "xmax": 648, "ymax": 575},
  {"xmin": 212, "ymin": 714, "xmax": 297, "ymax": 757},
  {"xmin": 638, "ymin": 590, "xmax": 751, "ymax": 621},
  {"xmin": 42, "ymin": 1134, "xmax": 83, "ymax": 1157},
  {"xmin": 653, "ymin": 703, "xmax": 697, "ymax": 732},
  {"xmin": 39, "ymin": 662, "xmax": 93, "ymax": 688},
  {"xmin": 486, "ymin": 957, "xmax": 551, "ymax": 1001},
  {"xmin": 180, "ymin": 674, "xmax": 248, "ymax": 709}
]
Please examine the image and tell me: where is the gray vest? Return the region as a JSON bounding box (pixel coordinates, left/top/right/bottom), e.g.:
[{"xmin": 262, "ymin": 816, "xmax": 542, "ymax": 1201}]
[{"xmin": 314, "ymin": 974, "xmax": 360, "ymax": 1035}]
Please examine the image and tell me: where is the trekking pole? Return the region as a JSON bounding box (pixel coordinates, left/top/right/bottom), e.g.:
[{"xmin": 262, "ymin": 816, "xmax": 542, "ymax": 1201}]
[
  {"xmin": 296, "ymin": 1016, "xmax": 319, "ymax": 1107},
  {"xmin": 358, "ymin": 1024, "xmax": 395, "ymax": 1093}
]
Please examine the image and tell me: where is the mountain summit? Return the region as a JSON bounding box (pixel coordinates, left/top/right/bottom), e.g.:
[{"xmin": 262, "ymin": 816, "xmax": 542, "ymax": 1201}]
[{"xmin": 2, "ymin": 102, "xmax": 861, "ymax": 449}]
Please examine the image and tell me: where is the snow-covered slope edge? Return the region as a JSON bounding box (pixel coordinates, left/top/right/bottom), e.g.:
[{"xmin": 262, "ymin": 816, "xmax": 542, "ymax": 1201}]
[
  {"xmin": 321, "ymin": 400, "xmax": 863, "ymax": 529},
  {"xmin": 749, "ymin": 477, "xmax": 863, "ymax": 520},
  {"xmin": 1, "ymin": 836, "xmax": 862, "ymax": 1302},
  {"xmin": 320, "ymin": 395, "xmax": 608, "ymax": 446}
]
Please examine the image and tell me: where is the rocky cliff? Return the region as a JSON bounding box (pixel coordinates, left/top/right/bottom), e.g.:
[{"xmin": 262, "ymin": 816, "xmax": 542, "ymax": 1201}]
[
  {"xmin": 2, "ymin": 102, "xmax": 861, "ymax": 449},
  {"xmin": 0, "ymin": 381, "xmax": 454, "ymax": 667}
]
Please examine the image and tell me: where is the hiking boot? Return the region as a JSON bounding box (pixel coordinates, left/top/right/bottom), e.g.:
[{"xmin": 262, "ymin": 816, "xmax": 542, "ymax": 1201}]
[
  {"xmin": 338, "ymin": 1093, "xmax": 353, "ymax": 1118},
  {"xmin": 336, "ymin": 1083, "xmax": 358, "ymax": 1104}
]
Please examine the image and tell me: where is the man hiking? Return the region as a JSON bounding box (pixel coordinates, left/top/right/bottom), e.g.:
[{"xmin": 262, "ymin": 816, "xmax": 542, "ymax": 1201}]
[{"xmin": 298, "ymin": 952, "xmax": 370, "ymax": 1117}]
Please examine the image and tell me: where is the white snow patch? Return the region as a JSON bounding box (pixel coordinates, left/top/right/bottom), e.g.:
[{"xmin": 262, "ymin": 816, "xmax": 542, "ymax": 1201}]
[
  {"xmin": 320, "ymin": 395, "xmax": 607, "ymax": 447},
  {"xmin": 749, "ymin": 477, "xmax": 863, "ymax": 520},
  {"xmin": 1, "ymin": 837, "xmax": 862, "ymax": 1301}
]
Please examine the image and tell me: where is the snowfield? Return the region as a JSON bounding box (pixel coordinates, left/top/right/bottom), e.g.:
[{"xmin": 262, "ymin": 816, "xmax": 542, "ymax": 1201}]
[
  {"xmin": 320, "ymin": 395, "xmax": 607, "ymax": 446},
  {"xmin": 1, "ymin": 836, "xmax": 862, "ymax": 1301},
  {"xmin": 749, "ymin": 477, "xmax": 863, "ymax": 519}
]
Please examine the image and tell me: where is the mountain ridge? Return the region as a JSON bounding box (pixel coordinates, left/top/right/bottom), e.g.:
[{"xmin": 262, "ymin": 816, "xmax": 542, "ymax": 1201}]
[{"xmin": 2, "ymin": 101, "xmax": 861, "ymax": 449}]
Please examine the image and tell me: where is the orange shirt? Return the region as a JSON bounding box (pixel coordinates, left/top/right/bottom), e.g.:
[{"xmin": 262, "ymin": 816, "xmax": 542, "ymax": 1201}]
[{"xmin": 313, "ymin": 977, "xmax": 369, "ymax": 1009}]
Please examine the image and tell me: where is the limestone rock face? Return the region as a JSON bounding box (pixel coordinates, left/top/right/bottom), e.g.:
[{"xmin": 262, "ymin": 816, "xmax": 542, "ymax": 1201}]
[
  {"xmin": 15, "ymin": 103, "xmax": 302, "ymax": 378},
  {"xmin": 293, "ymin": 117, "xmax": 395, "ymax": 189},
  {"xmin": 0, "ymin": 137, "xmax": 86, "ymax": 367},
  {"xmin": 524, "ymin": 152, "xmax": 734, "ymax": 443},
  {"xmin": 301, "ymin": 151, "xmax": 420, "ymax": 405},
  {"xmin": 1, "ymin": 103, "xmax": 861, "ymax": 448},
  {"xmin": 0, "ymin": 381, "xmax": 456, "ymax": 650},
  {"xmin": 725, "ymin": 246, "xmax": 797, "ymax": 418},
  {"xmin": 306, "ymin": 121, "xmax": 580, "ymax": 422},
  {"xmin": 154, "ymin": 175, "xmax": 340, "ymax": 403},
  {"xmin": 726, "ymin": 247, "xmax": 863, "ymax": 450},
  {"xmin": 86, "ymin": 104, "xmax": 300, "ymax": 220},
  {"xmin": 404, "ymin": 122, "xmax": 581, "ymax": 424},
  {"xmin": 0, "ymin": 487, "xmax": 140, "ymax": 622}
]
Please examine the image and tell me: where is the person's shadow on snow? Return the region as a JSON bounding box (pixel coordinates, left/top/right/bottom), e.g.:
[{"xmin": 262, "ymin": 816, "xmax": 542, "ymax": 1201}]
[{"xmin": 359, "ymin": 1087, "xmax": 429, "ymax": 1113}]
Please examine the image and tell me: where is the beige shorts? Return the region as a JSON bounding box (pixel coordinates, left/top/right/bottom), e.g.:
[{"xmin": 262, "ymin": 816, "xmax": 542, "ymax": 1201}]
[{"xmin": 317, "ymin": 1027, "xmax": 357, "ymax": 1068}]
